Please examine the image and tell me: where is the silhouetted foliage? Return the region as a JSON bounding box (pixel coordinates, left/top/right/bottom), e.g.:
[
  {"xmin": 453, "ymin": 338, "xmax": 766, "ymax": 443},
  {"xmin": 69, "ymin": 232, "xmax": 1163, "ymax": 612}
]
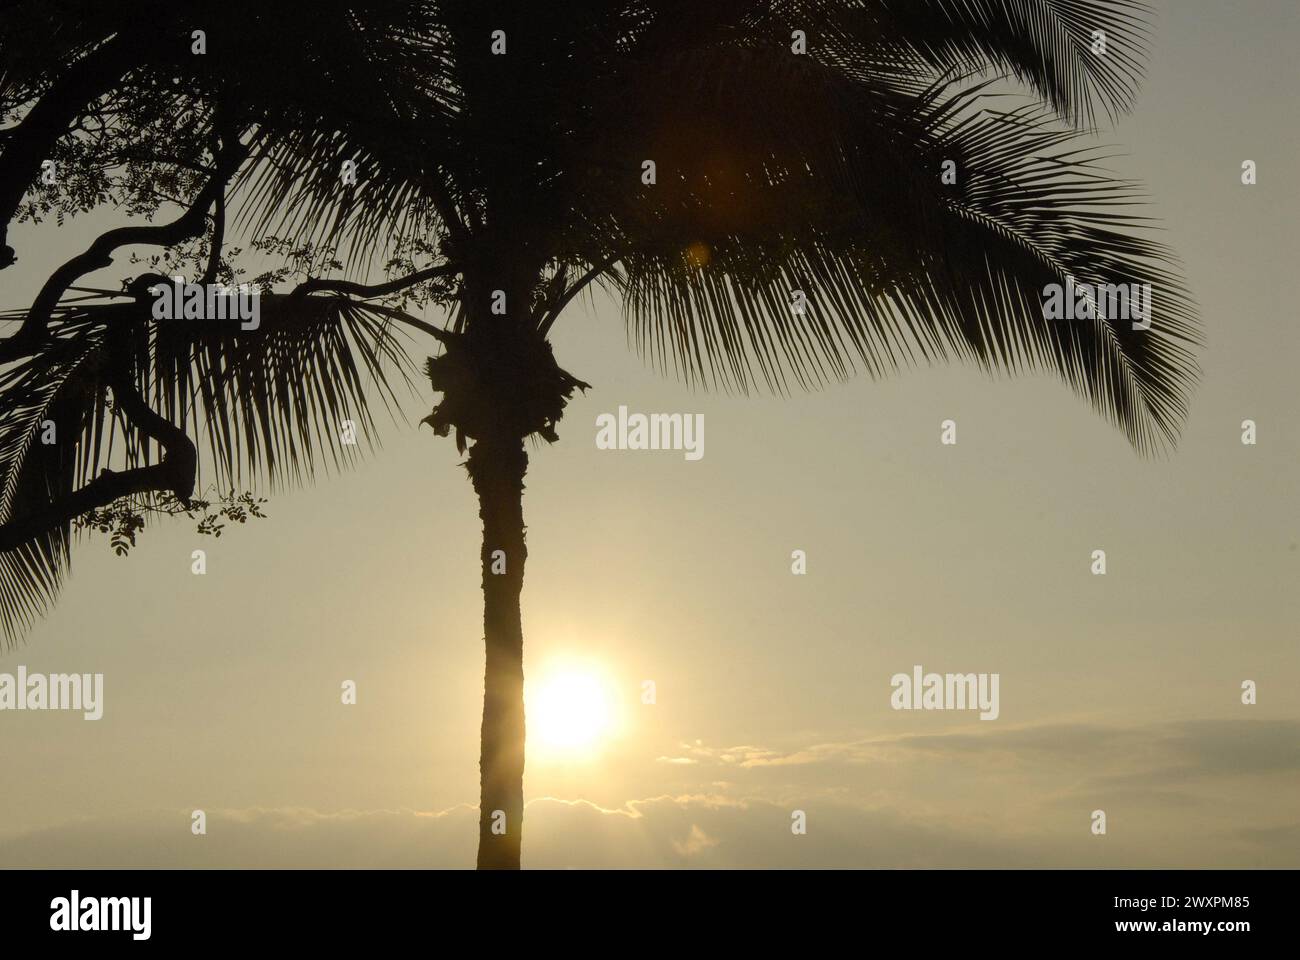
[{"xmin": 1, "ymin": 0, "xmax": 1199, "ymax": 869}]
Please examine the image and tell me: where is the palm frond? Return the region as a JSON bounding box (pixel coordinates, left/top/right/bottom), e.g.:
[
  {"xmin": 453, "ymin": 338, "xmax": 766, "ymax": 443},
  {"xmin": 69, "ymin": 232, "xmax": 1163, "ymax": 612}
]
[
  {"xmin": 836, "ymin": 0, "xmax": 1154, "ymax": 126},
  {"xmin": 156, "ymin": 293, "xmax": 419, "ymax": 491},
  {"xmin": 603, "ymin": 77, "xmax": 1198, "ymax": 454},
  {"xmin": 0, "ymin": 317, "xmax": 109, "ymax": 646},
  {"xmin": 0, "ymin": 292, "xmax": 418, "ymax": 645}
]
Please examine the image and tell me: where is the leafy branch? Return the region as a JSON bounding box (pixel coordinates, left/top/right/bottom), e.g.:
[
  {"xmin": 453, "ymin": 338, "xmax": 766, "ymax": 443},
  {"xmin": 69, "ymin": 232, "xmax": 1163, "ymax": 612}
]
[{"xmin": 73, "ymin": 487, "xmax": 268, "ymax": 556}]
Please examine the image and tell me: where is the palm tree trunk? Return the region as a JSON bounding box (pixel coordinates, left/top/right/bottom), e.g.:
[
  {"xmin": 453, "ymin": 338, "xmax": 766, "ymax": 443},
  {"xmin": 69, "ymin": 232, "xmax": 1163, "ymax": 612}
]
[{"xmin": 467, "ymin": 434, "xmax": 528, "ymax": 870}]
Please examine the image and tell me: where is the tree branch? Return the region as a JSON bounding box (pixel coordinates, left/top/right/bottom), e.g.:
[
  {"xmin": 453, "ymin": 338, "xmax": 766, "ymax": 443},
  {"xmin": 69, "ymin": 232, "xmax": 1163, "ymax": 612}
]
[
  {"xmin": 0, "ymin": 322, "xmax": 196, "ymax": 552},
  {"xmin": 200, "ymin": 178, "xmax": 226, "ymax": 285},
  {"xmin": 289, "ymin": 262, "xmax": 457, "ymax": 301},
  {"xmin": 0, "ymin": 139, "xmax": 248, "ymax": 363},
  {"xmin": 0, "ymin": 32, "xmax": 141, "ymax": 270},
  {"xmin": 0, "ymin": 458, "xmax": 192, "ymax": 552},
  {"xmin": 352, "ymin": 301, "xmax": 454, "ymax": 344},
  {"xmin": 424, "ymin": 176, "xmax": 470, "ymax": 245},
  {"xmin": 538, "ymin": 255, "xmax": 622, "ymax": 337}
]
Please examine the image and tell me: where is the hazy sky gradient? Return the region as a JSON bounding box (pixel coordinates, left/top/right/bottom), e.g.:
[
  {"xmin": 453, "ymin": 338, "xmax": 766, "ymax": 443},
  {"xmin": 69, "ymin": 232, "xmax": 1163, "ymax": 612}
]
[{"xmin": 1, "ymin": 0, "xmax": 1297, "ymax": 867}]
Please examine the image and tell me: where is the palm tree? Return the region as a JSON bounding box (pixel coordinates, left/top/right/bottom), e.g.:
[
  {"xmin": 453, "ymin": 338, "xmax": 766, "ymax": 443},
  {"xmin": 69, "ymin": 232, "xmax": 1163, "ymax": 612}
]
[{"xmin": 1, "ymin": 2, "xmax": 1199, "ymax": 870}]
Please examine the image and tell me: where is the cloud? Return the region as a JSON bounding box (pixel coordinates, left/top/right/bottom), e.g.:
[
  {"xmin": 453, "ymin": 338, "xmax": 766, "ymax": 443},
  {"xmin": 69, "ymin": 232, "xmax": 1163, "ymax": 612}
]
[
  {"xmin": 0, "ymin": 805, "xmax": 479, "ymax": 869},
  {"xmin": 0, "ymin": 795, "xmax": 1048, "ymax": 868},
  {"xmin": 3, "ymin": 780, "xmax": 1293, "ymax": 869},
  {"xmin": 666, "ymin": 718, "xmax": 1300, "ymax": 781},
  {"xmin": 2, "ymin": 718, "xmax": 1296, "ymax": 868},
  {"xmin": 671, "ymin": 824, "xmax": 719, "ymax": 857}
]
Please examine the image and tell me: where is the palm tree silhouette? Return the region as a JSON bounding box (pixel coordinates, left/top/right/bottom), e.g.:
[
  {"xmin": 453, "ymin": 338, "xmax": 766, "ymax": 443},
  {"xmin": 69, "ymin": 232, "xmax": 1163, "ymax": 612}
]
[{"xmin": 1, "ymin": 2, "xmax": 1199, "ymax": 869}]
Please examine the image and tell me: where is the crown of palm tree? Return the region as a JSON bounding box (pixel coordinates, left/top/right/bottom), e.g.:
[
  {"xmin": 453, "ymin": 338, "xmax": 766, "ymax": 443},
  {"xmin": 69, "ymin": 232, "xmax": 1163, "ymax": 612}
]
[{"xmin": 239, "ymin": 1, "xmax": 1196, "ymax": 442}]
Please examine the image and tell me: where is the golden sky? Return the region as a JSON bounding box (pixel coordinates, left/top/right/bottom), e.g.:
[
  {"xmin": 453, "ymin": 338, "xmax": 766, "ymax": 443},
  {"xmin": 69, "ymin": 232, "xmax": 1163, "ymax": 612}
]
[{"xmin": 1, "ymin": 0, "xmax": 1298, "ymax": 868}]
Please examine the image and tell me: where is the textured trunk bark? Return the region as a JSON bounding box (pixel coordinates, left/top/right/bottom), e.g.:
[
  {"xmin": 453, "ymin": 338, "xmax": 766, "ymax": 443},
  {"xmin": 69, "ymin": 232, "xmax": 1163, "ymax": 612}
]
[{"xmin": 467, "ymin": 435, "xmax": 528, "ymax": 870}]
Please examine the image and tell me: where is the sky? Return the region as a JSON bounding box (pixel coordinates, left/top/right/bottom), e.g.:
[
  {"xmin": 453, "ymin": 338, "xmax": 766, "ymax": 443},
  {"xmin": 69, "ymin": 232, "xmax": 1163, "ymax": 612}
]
[{"xmin": 1, "ymin": 0, "xmax": 1298, "ymax": 868}]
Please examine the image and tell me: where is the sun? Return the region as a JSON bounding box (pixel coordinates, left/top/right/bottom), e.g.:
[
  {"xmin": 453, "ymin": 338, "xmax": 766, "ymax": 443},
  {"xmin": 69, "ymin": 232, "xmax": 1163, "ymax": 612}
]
[{"xmin": 528, "ymin": 667, "xmax": 616, "ymax": 759}]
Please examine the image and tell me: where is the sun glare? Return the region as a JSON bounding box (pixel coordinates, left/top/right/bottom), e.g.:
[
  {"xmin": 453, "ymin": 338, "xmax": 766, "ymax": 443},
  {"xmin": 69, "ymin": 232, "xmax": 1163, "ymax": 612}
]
[{"xmin": 529, "ymin": 667, "xmax": 616, "ymax": 759}]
